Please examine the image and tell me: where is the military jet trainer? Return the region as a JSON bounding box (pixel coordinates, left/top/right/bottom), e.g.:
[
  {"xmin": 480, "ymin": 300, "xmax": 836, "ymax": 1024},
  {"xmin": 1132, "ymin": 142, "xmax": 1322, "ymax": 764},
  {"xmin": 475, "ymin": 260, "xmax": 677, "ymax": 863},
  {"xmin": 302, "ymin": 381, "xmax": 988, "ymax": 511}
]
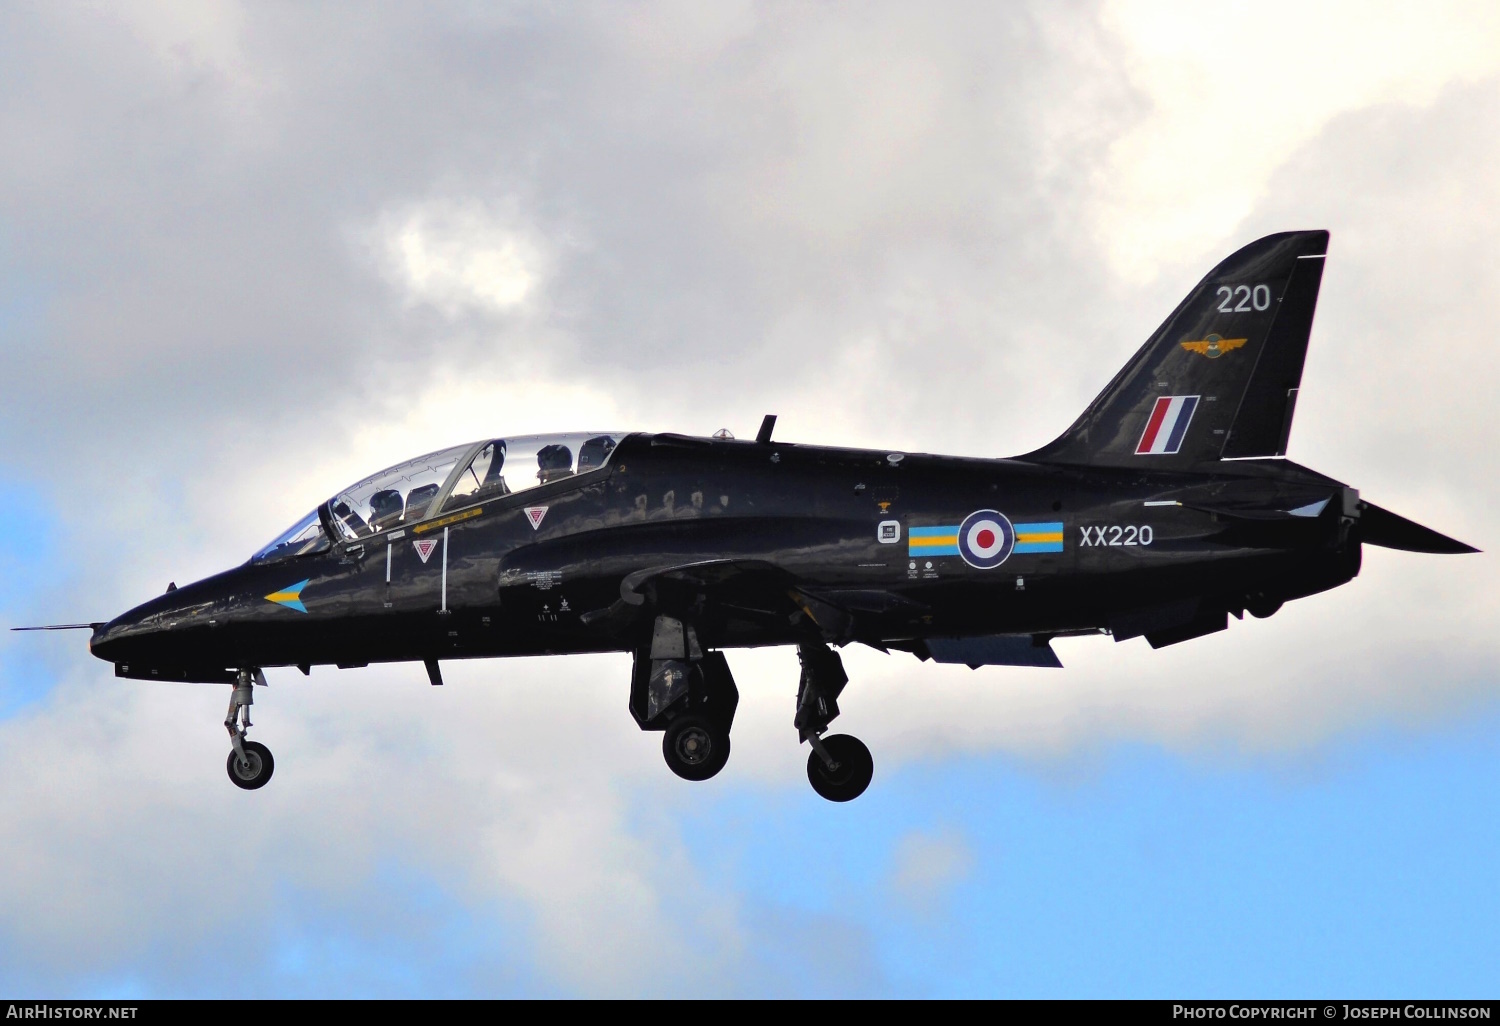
[{"xmin": 46, "ymin": 230, "xmax": 1475, "ymax": 801}]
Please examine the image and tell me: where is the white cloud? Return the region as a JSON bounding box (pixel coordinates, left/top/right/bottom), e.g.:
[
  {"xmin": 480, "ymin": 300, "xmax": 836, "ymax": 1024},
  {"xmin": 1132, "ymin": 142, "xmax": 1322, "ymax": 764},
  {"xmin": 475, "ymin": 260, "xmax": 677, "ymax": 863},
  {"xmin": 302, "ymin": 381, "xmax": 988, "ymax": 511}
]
[
  {"xmin": 377, "ymin": 200, "xmax": 545, "ymax": 317},
  {"xmin": 1092, "ymin": 0, "xmax": 1500, "ymax": 280},
  {"xmin": 105, "ymin": 0, "xmax": 251, "ymax": 81}
]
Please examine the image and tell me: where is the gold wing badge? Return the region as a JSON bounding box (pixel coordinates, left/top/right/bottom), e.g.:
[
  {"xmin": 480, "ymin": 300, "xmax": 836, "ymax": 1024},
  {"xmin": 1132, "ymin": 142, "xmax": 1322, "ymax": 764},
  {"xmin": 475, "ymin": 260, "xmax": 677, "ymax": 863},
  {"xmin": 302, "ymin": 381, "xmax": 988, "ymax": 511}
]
[{"xmin": 1180, "ymin": 333, "xmax": 1248, "ymax": 359}]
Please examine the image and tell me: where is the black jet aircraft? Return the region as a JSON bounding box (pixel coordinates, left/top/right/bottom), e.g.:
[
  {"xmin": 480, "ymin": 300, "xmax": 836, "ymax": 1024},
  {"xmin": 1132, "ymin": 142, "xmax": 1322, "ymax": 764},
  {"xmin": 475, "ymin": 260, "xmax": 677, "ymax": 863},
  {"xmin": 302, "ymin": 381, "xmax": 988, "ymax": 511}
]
[{"xmin": 42, "ymin": 230, "xmax": 1475, "ymax": 801}]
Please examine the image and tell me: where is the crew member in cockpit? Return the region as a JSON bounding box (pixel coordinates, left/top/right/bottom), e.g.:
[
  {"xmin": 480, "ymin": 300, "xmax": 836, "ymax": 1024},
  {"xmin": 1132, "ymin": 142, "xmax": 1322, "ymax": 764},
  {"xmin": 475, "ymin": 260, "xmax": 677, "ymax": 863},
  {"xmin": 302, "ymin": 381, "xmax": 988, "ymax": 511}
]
[
  {"xmin": 536, "ymin": 444, "xmax": 574, "ymax": 485},
  {"xmin": 442, "ymin": 440, "xmax": 511, "ymax": 514}
]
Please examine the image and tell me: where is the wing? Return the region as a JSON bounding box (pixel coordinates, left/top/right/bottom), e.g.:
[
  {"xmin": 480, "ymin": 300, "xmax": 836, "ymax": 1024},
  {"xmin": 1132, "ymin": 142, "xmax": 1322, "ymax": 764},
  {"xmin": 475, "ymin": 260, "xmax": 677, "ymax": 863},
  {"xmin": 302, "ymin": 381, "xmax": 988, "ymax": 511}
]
[
  {"xmin": 570, "ymin": 557, "xmax": 929, "ymax": 647},
  {"xmin": 609, "ymin": 561, "xmax": 924, "ymax": 642},
  {"xmin": 499, "ymin": 518, "xmax": 929, "ymax": 646}
]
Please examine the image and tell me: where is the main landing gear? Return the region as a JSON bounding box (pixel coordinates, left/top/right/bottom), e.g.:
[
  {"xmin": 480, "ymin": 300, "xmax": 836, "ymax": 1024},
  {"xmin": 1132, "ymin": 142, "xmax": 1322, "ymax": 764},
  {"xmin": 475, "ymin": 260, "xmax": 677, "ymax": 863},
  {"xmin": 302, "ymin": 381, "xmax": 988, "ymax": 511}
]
[
  {"xmin": 806, "ymin": 734, "xmax": 874, "ymax": 803},
  {"xmin": 663, "ymin": 713, "xmax": 730, "ymax": 781},
  {"xmin": 631, "ymin": 616, "xmax": 739, "ymax": 782},
  {"xmin": 796, "ymin": 642, "xmax": 874, "ymax": 802},
  {"xmin": 225, "ymin": 668, "xmax": 274, "ymax": 790},
  {"xmin": 628, "ymin": 623, "xmax": 875, "ymax": 801}
]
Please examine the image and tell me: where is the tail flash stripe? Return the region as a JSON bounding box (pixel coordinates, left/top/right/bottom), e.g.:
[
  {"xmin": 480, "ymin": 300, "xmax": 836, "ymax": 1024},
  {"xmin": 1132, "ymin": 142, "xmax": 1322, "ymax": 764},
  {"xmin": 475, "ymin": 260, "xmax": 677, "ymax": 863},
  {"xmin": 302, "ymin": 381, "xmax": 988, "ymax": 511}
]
[
  {"xmin": 1136, "ymin": 395, "xmax": 1199, "ymax": 455},
  {"xmin": 1163, "ymin": 395, "xmax": 1199, "ymax": 453},
  {"xmin": 1136, "ymin": 397, "xmax": 1173, "ymax": 454}
]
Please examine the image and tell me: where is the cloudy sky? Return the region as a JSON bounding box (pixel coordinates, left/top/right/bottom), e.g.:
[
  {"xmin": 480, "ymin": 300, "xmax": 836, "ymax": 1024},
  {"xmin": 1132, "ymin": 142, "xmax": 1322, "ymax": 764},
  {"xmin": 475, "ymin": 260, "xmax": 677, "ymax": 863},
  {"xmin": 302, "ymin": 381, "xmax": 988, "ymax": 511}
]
[{"xmin": 1, "ymin": 0, "xmax": 1497, "ymax": 997}]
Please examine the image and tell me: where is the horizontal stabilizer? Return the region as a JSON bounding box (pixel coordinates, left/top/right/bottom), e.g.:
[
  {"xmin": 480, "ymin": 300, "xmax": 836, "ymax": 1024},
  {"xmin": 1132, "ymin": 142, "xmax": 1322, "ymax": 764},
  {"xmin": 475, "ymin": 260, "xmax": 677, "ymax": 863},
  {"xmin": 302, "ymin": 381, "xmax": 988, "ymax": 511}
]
[
  {"xmin": 1359, "ymin": 502, "xmax": 1478, "ymax": 554},
  {"xmin": 926, "ymin": 635, "xmax": 1062, "ymax": 668}
]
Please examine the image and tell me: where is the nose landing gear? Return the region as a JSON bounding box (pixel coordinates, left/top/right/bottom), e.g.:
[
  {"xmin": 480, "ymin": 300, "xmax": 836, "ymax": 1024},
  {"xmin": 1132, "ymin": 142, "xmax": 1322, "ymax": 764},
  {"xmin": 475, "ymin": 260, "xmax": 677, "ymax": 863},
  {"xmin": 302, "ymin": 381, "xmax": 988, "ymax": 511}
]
[
  {"xmin": 225, "ymin": 669, "xmax": 274, "ymax": 790},
  {"xmin": 227, "ymin": 740, "xmax": 275, "ymax": 789}
]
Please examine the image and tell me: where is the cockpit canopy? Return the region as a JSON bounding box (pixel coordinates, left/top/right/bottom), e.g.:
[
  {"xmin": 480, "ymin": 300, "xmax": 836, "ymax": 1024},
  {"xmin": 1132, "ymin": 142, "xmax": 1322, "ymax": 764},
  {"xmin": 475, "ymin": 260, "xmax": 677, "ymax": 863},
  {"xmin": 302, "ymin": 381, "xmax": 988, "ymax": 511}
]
[{"xmin": 250, "ymin": 431, "xmax": 624, "ymax": 564}]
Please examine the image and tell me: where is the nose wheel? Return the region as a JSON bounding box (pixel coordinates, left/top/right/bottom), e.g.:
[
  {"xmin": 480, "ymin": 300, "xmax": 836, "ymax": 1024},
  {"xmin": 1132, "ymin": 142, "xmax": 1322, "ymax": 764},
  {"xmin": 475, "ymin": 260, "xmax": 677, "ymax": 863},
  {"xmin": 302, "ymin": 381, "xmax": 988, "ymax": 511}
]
[
  {"xmin": 663, "ymin": 713, "xmax": 731, "ymax": 781},
  {"xmin": 224, "ymin": 668, "xmax": 275, "ymax": 790},
  {"xmin": 227, "ymin": 740, "xmax": 275, "ymax": 790}
]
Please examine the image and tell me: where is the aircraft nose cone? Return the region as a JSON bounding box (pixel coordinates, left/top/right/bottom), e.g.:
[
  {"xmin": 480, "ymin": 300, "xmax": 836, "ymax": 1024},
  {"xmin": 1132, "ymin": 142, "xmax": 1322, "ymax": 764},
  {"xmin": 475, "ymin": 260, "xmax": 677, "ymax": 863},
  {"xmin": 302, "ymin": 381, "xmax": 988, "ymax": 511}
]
[
  {"xmin": 88, "ymin": 580, "xmax": 226, "ymax": 667},
  {"xmin": 88, "ymin": 610, "xmax": 150, "ymax": 664}
]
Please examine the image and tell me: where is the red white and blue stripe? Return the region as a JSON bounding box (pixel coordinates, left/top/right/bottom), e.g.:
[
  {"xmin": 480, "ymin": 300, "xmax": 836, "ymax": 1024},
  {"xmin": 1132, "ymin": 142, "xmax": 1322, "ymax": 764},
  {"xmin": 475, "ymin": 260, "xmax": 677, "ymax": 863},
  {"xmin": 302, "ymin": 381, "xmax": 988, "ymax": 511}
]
[{"xmin": 1135, "ymin": 395, "xmax": 1200, "ymax": 455}]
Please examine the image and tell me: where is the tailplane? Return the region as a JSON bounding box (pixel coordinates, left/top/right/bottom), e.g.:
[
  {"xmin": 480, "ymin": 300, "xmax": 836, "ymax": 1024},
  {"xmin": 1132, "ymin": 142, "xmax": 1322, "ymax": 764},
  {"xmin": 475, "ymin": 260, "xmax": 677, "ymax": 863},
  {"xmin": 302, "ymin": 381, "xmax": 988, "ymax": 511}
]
[
  {"xmin": 1357, "ymin": 501, "xmax": 1478, "ymax": 554},
  {"xmin": 1027, "ymin": 230, "xmax": 1329, "ymax": 467}
]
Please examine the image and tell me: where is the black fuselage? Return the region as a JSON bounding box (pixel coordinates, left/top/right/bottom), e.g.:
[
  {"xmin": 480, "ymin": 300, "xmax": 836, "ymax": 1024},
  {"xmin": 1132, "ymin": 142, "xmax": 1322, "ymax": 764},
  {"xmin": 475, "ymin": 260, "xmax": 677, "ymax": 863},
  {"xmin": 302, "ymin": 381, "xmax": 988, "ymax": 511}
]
[{"xmin": 90, "ymin": 431, "xmax": 1359, "ymax": 681}]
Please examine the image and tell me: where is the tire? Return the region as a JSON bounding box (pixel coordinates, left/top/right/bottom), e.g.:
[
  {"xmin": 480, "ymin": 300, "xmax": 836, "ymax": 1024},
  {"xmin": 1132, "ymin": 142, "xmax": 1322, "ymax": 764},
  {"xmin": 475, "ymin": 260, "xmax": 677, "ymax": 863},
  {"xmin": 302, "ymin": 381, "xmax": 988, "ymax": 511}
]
[
  {"xmin": 226, "ymin": 741, "xmax": 275, "ymax": 790},
  {"xmin": 806, "ymin": 734, "xmax": 873, "ymax": 802},
  {"xmin": 662, "ymin": 714, "xmax": 730, "ymax": 782}
]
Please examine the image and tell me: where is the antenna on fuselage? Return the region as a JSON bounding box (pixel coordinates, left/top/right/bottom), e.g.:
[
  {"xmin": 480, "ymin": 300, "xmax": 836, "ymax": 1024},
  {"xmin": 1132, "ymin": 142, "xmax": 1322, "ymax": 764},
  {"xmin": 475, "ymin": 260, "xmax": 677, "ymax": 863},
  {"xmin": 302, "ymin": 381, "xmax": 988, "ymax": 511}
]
[{"xmin": 756, "ymin": 414, "xmax": 777, "ymax": 444}]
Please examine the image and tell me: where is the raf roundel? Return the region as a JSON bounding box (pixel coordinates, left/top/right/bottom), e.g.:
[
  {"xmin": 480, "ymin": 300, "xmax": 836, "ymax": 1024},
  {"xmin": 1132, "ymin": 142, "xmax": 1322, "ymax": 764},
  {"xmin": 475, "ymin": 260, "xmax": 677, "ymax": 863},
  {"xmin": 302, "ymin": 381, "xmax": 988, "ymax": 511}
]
[{"xmin": 957, "ymin": 509, "xmax": 1015, "ymax": 569}]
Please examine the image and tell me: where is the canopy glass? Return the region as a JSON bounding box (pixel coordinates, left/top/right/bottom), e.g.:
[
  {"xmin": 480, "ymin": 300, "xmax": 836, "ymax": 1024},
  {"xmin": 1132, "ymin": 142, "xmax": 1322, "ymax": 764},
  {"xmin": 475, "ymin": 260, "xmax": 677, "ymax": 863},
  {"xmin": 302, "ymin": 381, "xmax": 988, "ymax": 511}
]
[{"xmin": 250, "ymin": 431, "xmax": 624, "ymax": 563}]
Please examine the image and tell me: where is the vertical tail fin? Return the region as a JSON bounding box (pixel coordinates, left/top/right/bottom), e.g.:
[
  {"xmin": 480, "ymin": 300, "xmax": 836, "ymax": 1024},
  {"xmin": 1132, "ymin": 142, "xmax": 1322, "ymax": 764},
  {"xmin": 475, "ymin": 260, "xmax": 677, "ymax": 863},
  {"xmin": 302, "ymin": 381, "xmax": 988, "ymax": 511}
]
[{"xmin": 1026, "ymin": 230, "xmax": 1328, "ymax": 467}]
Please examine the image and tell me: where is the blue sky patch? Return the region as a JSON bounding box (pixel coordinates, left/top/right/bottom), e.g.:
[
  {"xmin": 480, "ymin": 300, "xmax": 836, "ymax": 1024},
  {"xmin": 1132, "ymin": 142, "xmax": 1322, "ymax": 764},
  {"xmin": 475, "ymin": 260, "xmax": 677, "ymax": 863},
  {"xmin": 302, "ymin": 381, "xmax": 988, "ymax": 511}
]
[{"xmin": 668, "ymin": 708, "xmax": 1500, "ymax": 997}]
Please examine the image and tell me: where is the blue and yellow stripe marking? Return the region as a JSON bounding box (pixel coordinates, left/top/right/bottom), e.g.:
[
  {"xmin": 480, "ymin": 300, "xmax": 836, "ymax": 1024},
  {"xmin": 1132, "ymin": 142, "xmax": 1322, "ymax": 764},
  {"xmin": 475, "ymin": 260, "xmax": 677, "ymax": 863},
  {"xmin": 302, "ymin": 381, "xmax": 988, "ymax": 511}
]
[
  {"xmin": 910, "ymin": 521, "xmax": 1065, "ymax": 557},
  {"xmin": 1014, "ymin": 521, "xmax": 1064, "ymax": 553},
  {"xmin": 264, "ymin": 579, "xmax": 310, "ymax": 614},
  {"xmin": 908, "ymin": 525, "xmax": 959, "ymax": 557}
]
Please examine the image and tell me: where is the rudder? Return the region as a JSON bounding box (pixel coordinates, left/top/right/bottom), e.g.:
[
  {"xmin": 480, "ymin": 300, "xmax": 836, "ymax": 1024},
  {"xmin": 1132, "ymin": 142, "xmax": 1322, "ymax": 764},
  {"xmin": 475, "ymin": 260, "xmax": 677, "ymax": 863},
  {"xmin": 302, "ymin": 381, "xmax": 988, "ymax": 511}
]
[{"xmin": 1026, "ymin": 230, "xmax": 1328, "ymax": 467}]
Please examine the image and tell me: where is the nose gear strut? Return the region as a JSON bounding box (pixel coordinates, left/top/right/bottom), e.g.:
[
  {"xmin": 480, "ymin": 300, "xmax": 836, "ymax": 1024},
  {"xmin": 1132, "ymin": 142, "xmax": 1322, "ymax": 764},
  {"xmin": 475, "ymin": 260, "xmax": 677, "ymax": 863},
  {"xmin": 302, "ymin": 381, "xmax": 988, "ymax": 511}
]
[{"xmin": 225, "ymin": 668, "xmax": 274, "ymax": 790}]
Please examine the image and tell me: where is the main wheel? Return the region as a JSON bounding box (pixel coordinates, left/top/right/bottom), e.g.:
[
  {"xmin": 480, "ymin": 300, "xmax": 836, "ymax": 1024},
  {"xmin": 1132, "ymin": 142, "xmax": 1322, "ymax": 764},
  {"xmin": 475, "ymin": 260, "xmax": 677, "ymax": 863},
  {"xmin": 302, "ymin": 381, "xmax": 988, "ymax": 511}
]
[
  {"xmin": 807, "ymin": 734, "xmax": 873, "ymax": 802},
  {"xmin": 226, "ymin": 741, "xmax": 275, "ymax": 790},
  {"xmin": 663, "ymin": 714, "xmax": 730, "ymax": 781}
]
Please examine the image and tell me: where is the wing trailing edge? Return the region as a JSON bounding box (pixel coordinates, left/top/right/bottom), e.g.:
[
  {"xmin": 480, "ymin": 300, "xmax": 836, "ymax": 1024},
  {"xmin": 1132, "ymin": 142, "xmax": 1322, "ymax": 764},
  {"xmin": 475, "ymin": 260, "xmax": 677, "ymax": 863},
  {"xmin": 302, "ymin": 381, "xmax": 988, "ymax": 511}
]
[{"xmin": 923, "ymin": 634, "xmax": 1063, "ymax": 668}]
